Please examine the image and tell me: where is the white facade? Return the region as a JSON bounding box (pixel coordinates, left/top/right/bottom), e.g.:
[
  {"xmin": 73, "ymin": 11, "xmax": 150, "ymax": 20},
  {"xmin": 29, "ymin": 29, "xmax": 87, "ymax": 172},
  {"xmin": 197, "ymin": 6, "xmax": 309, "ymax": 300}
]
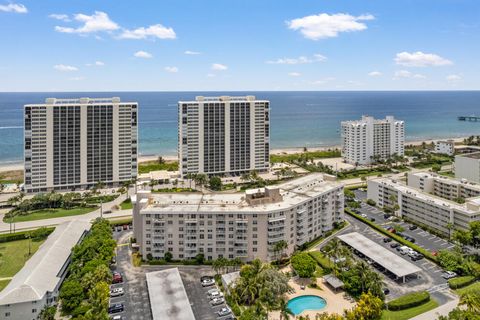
[
  {"xmin": 434, "ymin": 140, "xmax": 455, "ymax": 156},
  {"xmin": 0, "ymin": 220, "xmax": 91, "ymax": 320},
  {"xmin": 178, "ymin": 96, "xmax": 270, "ymax": 177},
  {"xmin": 455, "ymin": 152, "xmax": 480, "ymax": 183},
  {"xmin": 408, "ymin": 172, "xmax": 480, "ymax": 200},
  {"xmin": 133, "ymin": 174, "xmax": 344, "ymax": 261},
  {"xmin": 368, "ymin": 178, "xmax": 480, "ymax": 236},
  {"xmin": 24, "ymin": 97, "xmax": 138, "ymax": 193},
  {"xmin": 341, "ymin": 115, "xmax": 404, "ymax": 165}
]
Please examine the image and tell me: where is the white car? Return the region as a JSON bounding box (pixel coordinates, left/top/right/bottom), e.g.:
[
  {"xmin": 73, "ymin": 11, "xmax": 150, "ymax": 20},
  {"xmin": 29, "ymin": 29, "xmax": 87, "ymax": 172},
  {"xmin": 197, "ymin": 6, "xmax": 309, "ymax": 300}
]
[
  {"xmin": 111, "ymin": 316, "xmax": 123, "ymax": 320},
  {"xmin": 217, "ymin": 307, "xmax": 232, "ymax": 317},
  {"xmin": 202, "ymin": 278, "xmax": 215, "ymax": 287},
  {"xmin": 211, "ymin": 297, "xmax": 225, "ymax": 306},
  {"xmin": 209, "ymin": 291, "xmax": 224, "ymax": 300},
  {"xmin": 110, "ymin": 287, "xmax": 124, "ymax": 297},
  {"xmin": 442, "ymin": 271, "xmax": 457, "ymax": 279},
  {"xmin": 361, "ymin": 213, "xmax": 368, "ymax": 218},
  {"xmin": 207, "ymin": 288, "xmax": 220, "ymax": 295}
]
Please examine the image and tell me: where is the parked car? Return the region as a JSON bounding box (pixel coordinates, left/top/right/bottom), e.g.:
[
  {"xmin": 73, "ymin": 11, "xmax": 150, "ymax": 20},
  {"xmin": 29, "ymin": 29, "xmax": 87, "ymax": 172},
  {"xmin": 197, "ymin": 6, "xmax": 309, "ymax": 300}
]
[
  {"xmin": 383, "ymin": 288, "xmax": 390, "ymax": 295},
  {"xmin": 383, "ymin": 237, "xmax": 392, "ymax": 243},
  {"xmin": 398, "ymin": 246, "xmax": 410, "ymax": 255},
  {"xmin": 217, "ymin": 307, "xmax": 232, "ymax": 317},
  {"xmin": 211, "ymin": 297, "xmax": 225, "ymax": 306},
  {"xmin": 112, "ymin": 272, "xmax": 123, "ymax": 284},
  {"xmin": 201, "ymin": 276, "xmax": 213, "ymax": 282},
  {"xmin": 432, "ymin": 251, "xmax": 438, "ymax": 256},
  {"xmin": 411, "ymin": 254, "xmax": 424, "ymax": 261},
  {"xmin": 370, "ymin": 217, "xmax": 376, "ymax": 222},
  {"xmin": 202, "ymin": 278, "xmax": 215, "ymax": 287},
  {"xmin": 209, "ymin": 291, "xmax": 224, "ymax": 300},
  {"xmin": 108, "ymin": 303, "xmax": 124, "ymax": 314},
  {"xmin": 442, "ymin": 271, "xmax": 457, "ymax": 279},
  {"xmin": 384, "ymin": 214, "xmax": 391, "ymax": 219},
  {"xmin": 104, "ymin": 210, "xmax": 112, "ymax": 214},
  {"xmin": 207, "ymin": 288, "xmax": 220, "ymax": 295},
  {"xmin": 409, "ymin": 225, "xmax": 418, "ymax": 230},
  {"xmin": 110, "ymin": 287, "xmax": 124, "ymax": 297},
  {"xmin": 122, "ymin": 224, "xmax": 128, "ymax": 230},
  {"xmin": 111, "ymin": 315, "xmax": 123, "ymax": 320},
  {"xmin": 390, "ymin": 242, "xmax": 400, "ymax": 249},
  {"xmin": 116, "ymin": 226, "xmax": 122, "ymax": 232},
  {"xmin": 361, "ymin": 213, "xmax": 368, "ymax": 218}
]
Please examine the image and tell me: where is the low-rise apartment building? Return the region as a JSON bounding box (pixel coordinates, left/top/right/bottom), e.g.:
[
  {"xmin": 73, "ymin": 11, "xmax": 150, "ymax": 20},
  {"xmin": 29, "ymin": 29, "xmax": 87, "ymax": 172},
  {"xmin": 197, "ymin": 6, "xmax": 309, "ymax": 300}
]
[
  {"xmin": 455, "ymin": 152, "xmax": 480, "ymax": 183},
  {"xmin": 368, "ymin": 178, "xmax": 480, "ymax": 236},
  {"xmin": 434, "ymin": 140, "xmax": 455, "ymax": 156},
  {"xmin": 408, "ymin": 172, "xmax": 480, "ymax": 200},
  {"xmin": 133, "ymin": 174, "xmax": 344, "ymax": 261},
  {"xmin": 341, "ymin": 115, "xmax": 404, "ymax": 165}
]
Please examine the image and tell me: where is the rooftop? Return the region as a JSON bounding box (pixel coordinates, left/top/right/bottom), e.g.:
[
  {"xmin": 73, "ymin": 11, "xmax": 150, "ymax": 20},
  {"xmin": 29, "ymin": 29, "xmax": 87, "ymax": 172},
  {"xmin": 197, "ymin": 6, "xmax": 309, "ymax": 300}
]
[
  {"xmin": 410, "ymin": 171, "xmax": 480, "ymax": 191},
  {"xmin": 457, "ymin": 152, "xmax": 480, "ymax": 160},
  {"xmin": 25, "ymin": 97, "xmax": 137, "ymax": 106},
  {"xmin": 137, "ymin": 173, "xmax": 342, "ymax": 213},
  {"xmin": 146, "ymin": 268, "xmax": 195, "ymax": 320},
  {"xmin": 0, "ymin": 220, "xmax": 91, "ymax": 305},
  {"xmin": 337, "ymin": 232, "xmax": 421, "ymax": 278},
  {"xmin": 179, "ymin": 95, "xmax": 269, "ymax": 103},
  {"xmin": 341, "ymin": 115, "xmax": 403, "ymax": 126}
]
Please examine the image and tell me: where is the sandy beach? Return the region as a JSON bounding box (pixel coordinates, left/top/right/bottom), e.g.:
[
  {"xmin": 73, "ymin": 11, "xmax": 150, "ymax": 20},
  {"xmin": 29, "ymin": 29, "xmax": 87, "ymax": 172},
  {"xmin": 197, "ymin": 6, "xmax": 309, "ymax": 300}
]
[{"xmin": 0, "ymin": 136, "xmax": 470, "ymax": 174}]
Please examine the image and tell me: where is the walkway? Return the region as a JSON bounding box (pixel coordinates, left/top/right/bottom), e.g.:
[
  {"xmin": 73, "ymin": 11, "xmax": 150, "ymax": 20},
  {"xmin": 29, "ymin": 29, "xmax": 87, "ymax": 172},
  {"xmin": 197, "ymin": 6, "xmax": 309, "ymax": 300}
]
[{"xmin": 410, "ymin": 297, "xmax": 459, "ymax": 320}]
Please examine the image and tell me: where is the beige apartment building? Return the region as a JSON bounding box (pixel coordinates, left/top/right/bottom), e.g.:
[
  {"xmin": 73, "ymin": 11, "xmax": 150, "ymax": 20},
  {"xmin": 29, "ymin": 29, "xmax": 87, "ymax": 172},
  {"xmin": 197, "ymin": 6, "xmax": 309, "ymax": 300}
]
[
  {"xmin": 455, "ymin": 152, "xmax": 480, "ymax": 183},
  {"xmin": 178, "ymin": 96, "xmax": 270, "ymax": 177},
  {"xmin": 133, "ymin": 174, "xmax": 344, "ymax": 261},
  {"xmin": 368, "ymin": 177, "xmax": 480, "ymax": 236},
  {"xmin": 24, "ymin": 97, "xmax": 138, "ymax": 193},
  {"xmin": 341, "ymin": 115, "xmax": 404, "ymax": 165},
  {"xmin": 408, "ymin": 171, "xmax": 480, "ymax": 200}
]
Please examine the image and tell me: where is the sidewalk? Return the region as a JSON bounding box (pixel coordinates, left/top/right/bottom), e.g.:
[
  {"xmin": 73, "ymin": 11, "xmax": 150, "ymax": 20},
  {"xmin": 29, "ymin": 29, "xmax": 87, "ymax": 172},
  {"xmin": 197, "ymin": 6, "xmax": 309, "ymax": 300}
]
[{"xmin": 410, "ymin": 297, "xmax": 459, "ymax": 320}]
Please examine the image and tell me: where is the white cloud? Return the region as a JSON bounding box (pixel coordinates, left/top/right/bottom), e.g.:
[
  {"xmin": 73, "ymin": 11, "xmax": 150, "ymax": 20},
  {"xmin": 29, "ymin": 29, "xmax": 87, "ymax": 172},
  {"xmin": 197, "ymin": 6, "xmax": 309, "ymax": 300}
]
[
  {"xmin": 0, "ymin": 3, "xmax": 27, "ymax": 13},
  {"xmin": 119, "ymin": 24, "xmax": 176, "ymax": 40},
  {"xmin": 49, "ymin": 14, "xmax": 70, "ymax": 21},
  {"xmin": 287, "ymin": 13, "xmax": 374, "ymax": 40},
  {"xmin": 368, "ymin": 71, "xmax": 382, "ymax": 77},
  {"xmin": 266, "ymin": 54, "xmax": 326, "ymax": 65},
  {"xmin": 393, "ymin": 70, "xmax": 426, "ymax": 79},
  {"xmin": 395, "ymin": 51, "xmax": 452, "ymax": 67},
  {"xmin": 212, "ymin": 63, "xmax": 227, "ymax": 71},
  {"xmin": 69, "ymin": 76, "xmax": 85, "ymax": 81},
  {"xmin": 54, "ymin": 64, "xmax": 78, "ymax": 72},
  {"xmin": 446, "ymin": 74, "xmax": 462, "ymax": 82},
  {"xmin": 288, "ymin": 72, "xmax": 301, "ymax": 77},
  {"xmin": 165, "ymin": 66, "xmax": 178, "ymax": 73},
  {"xmin": 86, "ymin": 61, "xmax": 105, "ymax": 67},
  {"xmin": 134, "ymin": 51, "xmax": 152, "ymax": 58},
  {"xmin": 55, "ymin": 11, "xmax": 119, "ymax": 34},
  {"xmin": 184, "ymin": 50, "xmax": 201, "ymax": 55}
]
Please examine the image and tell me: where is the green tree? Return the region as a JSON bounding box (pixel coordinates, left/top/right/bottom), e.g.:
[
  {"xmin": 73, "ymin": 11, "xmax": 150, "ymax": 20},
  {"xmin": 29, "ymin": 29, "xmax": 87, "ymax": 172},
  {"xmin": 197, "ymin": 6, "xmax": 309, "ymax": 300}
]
[
  {"xmin": 459, "ymin": 290, "xmax": 480, "ymax": 314},
  {"xmin": 273, "ymin": 240, "xmax": 288, "ymax": 261},
  {"xmin": 437, "ymin": 250, "xmax": 463, "ymax": 272},
  {"xmin": 344, "ymin": 292, "xmax": 383, "ymax": 320},
  {"xmin": 59, "ymin": 280, "xmax": 85, "ymax": 313},
  {"xmin": 209, "ymin": 176, "xmax": 223, "ymax": 191},
  {"xmin": 39, "ymin": 306, "xmax": 56, "ymax": 320},
  {"xmin": 291, "ymin": 252, "xmax": 316, "ymax": 278},
  {"xmin": 86, "ymin": 282, "xmax": 110, "ymax": 318},
  {"xmin": 164, "ymin": 251, "xmax": 173, "ymax": 262}
]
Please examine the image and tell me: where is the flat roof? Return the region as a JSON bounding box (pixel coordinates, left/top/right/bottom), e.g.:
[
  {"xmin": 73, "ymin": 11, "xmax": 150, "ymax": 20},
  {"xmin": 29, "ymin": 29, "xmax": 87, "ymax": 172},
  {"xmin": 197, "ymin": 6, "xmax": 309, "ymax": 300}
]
[
  {"xmin": 139, "ymin": 173, "xmax": 341, "ymax": 213},
  {"xmin": 323, "ymin": 274, "xmax": 344, "ymax": 289},
  {"xmin": 0, "ymin": 220, "xmax": 91, "ymax": 305},
  {"xmin": 458, "ymin": 152, "xmax": 480, "ymax": 159},
  {"xmin": 146, "ymin": 268, "xmax": 195, "ymax": 320},
  {"xmin": 337, "ymin": 232, "xmax": 421, "ymax": 278}
]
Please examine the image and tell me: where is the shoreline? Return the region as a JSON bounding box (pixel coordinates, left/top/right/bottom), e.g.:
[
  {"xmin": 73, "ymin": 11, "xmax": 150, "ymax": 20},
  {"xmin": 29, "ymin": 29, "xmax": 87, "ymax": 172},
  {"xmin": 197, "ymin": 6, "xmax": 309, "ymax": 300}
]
[{"xmin": 0, "ymin": 136, "xmax": 470, "ymax": 173}]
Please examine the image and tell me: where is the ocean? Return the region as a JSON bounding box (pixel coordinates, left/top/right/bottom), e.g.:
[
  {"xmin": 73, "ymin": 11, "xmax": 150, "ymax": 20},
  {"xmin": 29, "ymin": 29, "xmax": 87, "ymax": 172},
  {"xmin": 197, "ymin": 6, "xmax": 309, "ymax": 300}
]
[{"xmin": 1, "ymin": 91, "xmax": 480, "ymax": 164}]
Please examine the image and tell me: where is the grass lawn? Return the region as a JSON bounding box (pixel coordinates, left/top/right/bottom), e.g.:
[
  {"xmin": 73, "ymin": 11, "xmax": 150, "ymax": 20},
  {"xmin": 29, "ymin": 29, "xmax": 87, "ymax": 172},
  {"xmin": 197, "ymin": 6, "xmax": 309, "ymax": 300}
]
[
  {"xmin": 455, "ymin": 281, "xmax": 480, "ymax": 295},
  {"xmin": 270, "ymin": 150, "xmax": 341, "ymax": 163},
  {"xmin": 138, "ymin": 160, "xmax": 178, "ymax": 174},
  {"xmin": 381, "ymin": 299, "xmax": 439, "ymax": 320},
  {"xmin": 5, "ymin": 207, "xmax": 97, "ymax": 223},
  {"xmin": 0, "ymin": 238, "xmax": 46, "ymax": 278},
  {"xmin": 120, "ymin": 198, "xmax": 132, "ymax": 210},
  {"xmin": 0, "ymin": 279, "xmax": 10, "ymax": 292}
]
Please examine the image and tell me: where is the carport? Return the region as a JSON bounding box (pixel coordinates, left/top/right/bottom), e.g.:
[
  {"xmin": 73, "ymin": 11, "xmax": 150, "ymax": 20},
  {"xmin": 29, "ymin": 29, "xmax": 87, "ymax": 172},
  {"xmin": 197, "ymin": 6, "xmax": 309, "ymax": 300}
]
[{"xmin": 337, "ymin": 232, "xmax": 422, "ymax": 283}]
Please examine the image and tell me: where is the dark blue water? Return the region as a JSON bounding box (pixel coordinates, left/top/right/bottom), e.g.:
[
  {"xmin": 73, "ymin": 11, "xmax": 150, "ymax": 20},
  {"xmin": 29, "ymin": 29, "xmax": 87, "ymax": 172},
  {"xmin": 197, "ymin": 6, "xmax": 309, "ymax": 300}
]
[{"xmin": 1, "ymin": 91, "xmax": 480, "ymax": 164}]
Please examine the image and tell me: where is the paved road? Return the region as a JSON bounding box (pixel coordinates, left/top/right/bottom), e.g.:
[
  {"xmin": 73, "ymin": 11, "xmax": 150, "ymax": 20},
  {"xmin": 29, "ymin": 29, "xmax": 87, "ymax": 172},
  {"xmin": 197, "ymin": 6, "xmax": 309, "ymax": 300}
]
[{"xmin": 0, "ymin": 191, "xmax": 132, "ymax": 233}]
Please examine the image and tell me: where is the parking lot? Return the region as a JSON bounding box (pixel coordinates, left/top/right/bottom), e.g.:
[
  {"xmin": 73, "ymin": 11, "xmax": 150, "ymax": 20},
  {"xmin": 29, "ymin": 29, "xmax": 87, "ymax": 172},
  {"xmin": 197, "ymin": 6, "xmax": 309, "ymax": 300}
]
[
  {"xmin": 353, "ymin": 189, "xmax": 456, "ymax": 254},
  {"xmin": 110, "ymin": 228, "xmax": 231, "ymax": 320}
]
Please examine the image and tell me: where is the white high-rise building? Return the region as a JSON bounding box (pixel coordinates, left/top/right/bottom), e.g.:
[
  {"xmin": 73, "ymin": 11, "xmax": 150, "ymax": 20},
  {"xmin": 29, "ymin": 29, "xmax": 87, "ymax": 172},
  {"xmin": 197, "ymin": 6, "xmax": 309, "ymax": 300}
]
[
  {"xmin": 178, "ymin": 96, "xmax": 270, "ymax": 177},
  {"xmin": 24, "ymin": 97, "xmax": 138, "ymax": 193},
  {"xmin": 341, "ymin": 115, "xmax": 404, "ymax": 165}
]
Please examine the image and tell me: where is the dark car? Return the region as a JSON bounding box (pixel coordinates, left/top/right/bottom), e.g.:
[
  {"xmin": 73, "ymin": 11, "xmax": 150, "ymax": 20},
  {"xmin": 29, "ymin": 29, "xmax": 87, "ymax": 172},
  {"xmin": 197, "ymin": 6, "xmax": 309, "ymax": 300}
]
[
  {"xmin": 383, "ymin": 237, "xmax": 392, "ymax": 243},
  {"xmin": 370, "ymin": 217, "xmax": 376, "ymax": 222},
  {"xmin": 409, "ymin": 225, "xmax": 418, "ymax": 230},
  {"xmin": 411, "ymin": 254, "xmax": 424, "ymax": 261},
  {"xmin": 384, "ymin": 214, "xmax": 391, "ymax": 219},
  {"xmin": 112, "ymin": 272, "xmax": 123, "ymax": 284},
  {"xmin": 390, "ymin": 243, "xmax": 400, "ymax": 249},
  {"xmin": 383, "ymin": 288, "xmax": 390, "ymax": 295},
  {"xmin": 108, "ymin": 303, "xmax": 124, "ymax": 314}
]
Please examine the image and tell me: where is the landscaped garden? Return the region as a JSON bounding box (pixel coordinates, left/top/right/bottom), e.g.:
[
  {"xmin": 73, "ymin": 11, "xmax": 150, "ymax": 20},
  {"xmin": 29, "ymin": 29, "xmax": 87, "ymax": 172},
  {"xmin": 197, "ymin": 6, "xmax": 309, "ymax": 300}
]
[{"xmin": 138, "ymin": 157, "xmax": 178, "ymax": 174}]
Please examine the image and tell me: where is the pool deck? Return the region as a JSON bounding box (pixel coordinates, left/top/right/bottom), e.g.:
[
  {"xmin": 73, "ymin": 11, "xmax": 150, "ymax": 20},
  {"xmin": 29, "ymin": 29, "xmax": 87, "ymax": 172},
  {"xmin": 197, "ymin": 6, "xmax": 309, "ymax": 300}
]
[{"xmin": 269, "ymin": 275, "xmax": 356, "ymax": 319}]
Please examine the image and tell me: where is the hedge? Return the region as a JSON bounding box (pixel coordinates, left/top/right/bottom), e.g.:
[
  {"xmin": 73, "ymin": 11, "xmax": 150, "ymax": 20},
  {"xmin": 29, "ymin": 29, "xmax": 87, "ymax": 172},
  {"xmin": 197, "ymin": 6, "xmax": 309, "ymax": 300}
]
[
  {"xmin": 345, "ymin": 208, "xmax": 438, "ymax": 263},
  {"xmin": 308, "ymin": 251, "xmax": 333, "ymax": 272},
  {"xmin": 448, "ymin": 276, "xmax": 477, "ymax": 289},
  {"xmin": 0, "ymin": 227, "xmax": 55, "ymax": 243},
  {"xmin": 109, "ymin": 217, "xmax": 132, "ymax": 227},
  {"xmin": 387, "ymin": 291, "xmax": 430, "ymax": 311}
]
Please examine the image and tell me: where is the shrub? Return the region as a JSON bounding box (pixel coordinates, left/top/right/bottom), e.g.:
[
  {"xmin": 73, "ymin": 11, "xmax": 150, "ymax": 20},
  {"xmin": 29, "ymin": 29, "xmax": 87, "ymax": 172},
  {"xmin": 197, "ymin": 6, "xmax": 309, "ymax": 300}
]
[
  {"xmin": 308, "ymin": 251, "xmax": 333, "ymax": 272},
  {"xmin": 291, "ymin": 252, "xmax": 317, "ymax": 278},
  {"xmin": 448, "ymin": 276, "xmax": 477, "ymax": 289},
  {"xmin": 366, "ymin": 199, "xmax": 376, "ymax": 206},
  {"xmin": 387, "ymin": 291, "xmax": 430, "ymax": 311},
  {"xmin": 0, "ymin": 227, "xmax": 54, "ymax": 243}
]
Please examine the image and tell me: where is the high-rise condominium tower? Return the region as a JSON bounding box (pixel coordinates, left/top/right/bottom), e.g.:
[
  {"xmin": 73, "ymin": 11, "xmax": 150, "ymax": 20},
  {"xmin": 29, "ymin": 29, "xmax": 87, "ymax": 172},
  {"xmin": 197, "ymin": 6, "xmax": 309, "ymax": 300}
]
[
  {"xmin": 178, "ymin": 96, "xmax": 270, "ymax": 177},
  {"xmin": 24, "ymin": 97, "xmax": 138, "ymax": 193},
  {"xmin": 341, "ymin": 115, "xmax": 404, "ymax": 165}
]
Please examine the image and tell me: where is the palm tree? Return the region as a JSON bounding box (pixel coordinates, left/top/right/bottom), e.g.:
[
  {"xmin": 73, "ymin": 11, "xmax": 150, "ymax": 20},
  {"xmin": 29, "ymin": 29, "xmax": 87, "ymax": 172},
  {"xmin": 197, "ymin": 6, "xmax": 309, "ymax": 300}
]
[
  {"xmin": 278, "ymin": 299, "xmax": 293, "ymax": 320},
  {"xmin": 459, "ymin": 290, "xmax": 480, "ymax": 313}
]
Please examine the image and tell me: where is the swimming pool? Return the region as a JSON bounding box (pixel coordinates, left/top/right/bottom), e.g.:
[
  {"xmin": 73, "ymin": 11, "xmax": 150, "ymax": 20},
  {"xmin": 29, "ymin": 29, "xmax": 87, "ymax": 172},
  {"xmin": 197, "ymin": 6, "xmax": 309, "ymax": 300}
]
[{"xmin": 286, "ymin": 295, "xmax": 327, "ymax": 315}]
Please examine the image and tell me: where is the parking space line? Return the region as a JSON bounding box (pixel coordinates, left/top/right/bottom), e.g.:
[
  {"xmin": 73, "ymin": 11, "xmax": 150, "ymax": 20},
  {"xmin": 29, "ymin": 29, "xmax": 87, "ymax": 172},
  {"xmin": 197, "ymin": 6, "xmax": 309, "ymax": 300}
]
[{"xmin": 434, "ymin": 239, "xmax": 443, "ymax": 243}]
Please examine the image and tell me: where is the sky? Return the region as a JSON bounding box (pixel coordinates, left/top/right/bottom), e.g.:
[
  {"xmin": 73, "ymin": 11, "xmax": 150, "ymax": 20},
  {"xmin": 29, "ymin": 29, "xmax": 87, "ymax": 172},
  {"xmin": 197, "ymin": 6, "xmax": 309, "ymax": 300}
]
[{"xmin": 0, "ymin": 0, "xmax": 479, "ymax": 91}]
